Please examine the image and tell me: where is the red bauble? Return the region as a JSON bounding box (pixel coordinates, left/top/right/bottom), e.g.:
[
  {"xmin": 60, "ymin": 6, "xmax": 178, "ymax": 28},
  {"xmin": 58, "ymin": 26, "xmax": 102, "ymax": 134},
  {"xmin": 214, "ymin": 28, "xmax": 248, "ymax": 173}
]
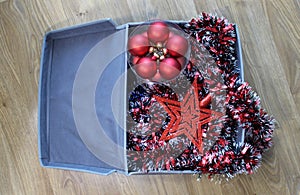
[
  {"xmin": 131, "ymin": 56, "xmax": 140, "ymax": 65},
  {"xmin": 134, "ymin": 57, "xmax": 157, "ymax": 79},
  {"xmin": 128, "ymin": 34, "xmax": 149, "ymax": 56},
  {"xmin": 159, "ymin": 58, "xmax": 181, "ymax": 80},
  {"xmin": 141, "ymin": 31, "xmax": 148, "ymax": 38},
  {"xmin": 176, "ymin": 57, "xmax": 187, "ymax": 68},
  {"xmin": 168, "ymin": 31, "xmax": 175, "ymax": 38},
  {"xmin": 151, "ymin": 71, "xmax": 163, "ymax": 82},
  {"xmin": 147, "ymin": 21, "xmax": 170, "ymax": 43},
  {"xmin": 166, "ymin": 35, "xmax": 188, "ymax": 57}
]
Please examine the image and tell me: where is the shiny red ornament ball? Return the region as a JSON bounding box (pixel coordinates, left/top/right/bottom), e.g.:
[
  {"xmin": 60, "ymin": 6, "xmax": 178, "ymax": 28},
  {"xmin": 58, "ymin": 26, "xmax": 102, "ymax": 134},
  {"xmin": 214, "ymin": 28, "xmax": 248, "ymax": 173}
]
[
  {"xmin": 168, "ymin": 31, "xmax": 175, "ymax": 38},
  {"xmin": 176, "ymin": 57, "xmax": 187, "ymax": 68},
  {"xmin": 147, "ymin": 21, "xmax": 170, "ymax": 43},
  {"xmin": 141, "ymin": 31, "xmax": 148, "ymax": 37},
  {"xmin": 151, "ymin": 71, "xmax": 163, "ymax": 82},
  {"xmin": 159, "ymin": 58, "xmax": 181, "ymax": 80},
  {"xmin": 128, "ymin": 34, "xmax": 150, "ymax": 56},
  {"xmin": 131, "ymin": 56, "xmax": 140, "ymax": 65},
  {"xmin": 166, "ymin": 35, "xmax": 188, "ymax": 57},
  {"xmin": 134, "ymin": 57, "xmax": 157, "ymax": 79}
]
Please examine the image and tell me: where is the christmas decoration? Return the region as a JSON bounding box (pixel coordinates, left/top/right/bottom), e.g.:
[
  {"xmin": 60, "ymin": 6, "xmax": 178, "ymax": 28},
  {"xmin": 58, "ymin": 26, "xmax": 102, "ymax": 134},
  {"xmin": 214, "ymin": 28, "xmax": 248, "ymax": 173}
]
[
  {"xmin": 154, "ymin": 79, "xmax": 223, "ymax": 152},
  {"xmin": 158, "ymin": 58, "xmax": 181, "ymax": 80},
  {"xmin": 147, "ymin": 21, "xmax": 170, "ymax": 43},
  {"xmin": 127, "ymin": 21, "xmax": 190, "ymax": 81},
  {"xmin": 166, "ymin": 34, "xmax": 189, "ymax": 57},
  {"xmin": 134, "ymin": 57, "xmax": 157, "ymax": 79},
  {"xmin": 128, "ymin": 34, "xmax": 150, "ymax": 56},
  {"xmin": 126, "ymin": 13, "xmax": 275, "ymax": 180}
]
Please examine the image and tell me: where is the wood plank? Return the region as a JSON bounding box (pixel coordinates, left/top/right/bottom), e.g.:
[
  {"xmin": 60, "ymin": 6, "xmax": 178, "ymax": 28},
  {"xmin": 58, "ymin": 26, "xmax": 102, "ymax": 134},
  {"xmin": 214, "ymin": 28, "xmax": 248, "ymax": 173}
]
[{"xmin": 0, "ymin": 0, "xmax": 299, "ymax": 194}]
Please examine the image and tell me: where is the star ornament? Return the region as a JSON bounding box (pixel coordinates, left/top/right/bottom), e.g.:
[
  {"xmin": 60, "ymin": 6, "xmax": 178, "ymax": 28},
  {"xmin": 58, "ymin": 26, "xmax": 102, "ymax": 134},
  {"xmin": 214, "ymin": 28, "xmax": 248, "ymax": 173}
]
[{"xmin": 153, "ymin": 79, "xmax": 223, "ymax": 153}]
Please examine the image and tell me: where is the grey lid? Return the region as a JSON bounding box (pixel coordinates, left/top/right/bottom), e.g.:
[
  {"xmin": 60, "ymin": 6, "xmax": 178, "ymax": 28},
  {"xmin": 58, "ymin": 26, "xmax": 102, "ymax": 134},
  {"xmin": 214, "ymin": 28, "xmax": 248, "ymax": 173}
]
[{"xmin": 39, "ymin": 19, "xmax": 128, "ymax": 174}]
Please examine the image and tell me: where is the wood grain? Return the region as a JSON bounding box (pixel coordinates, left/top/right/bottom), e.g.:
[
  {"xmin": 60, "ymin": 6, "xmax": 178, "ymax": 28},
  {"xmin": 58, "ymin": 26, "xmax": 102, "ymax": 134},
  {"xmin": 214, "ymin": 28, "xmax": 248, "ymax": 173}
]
[{"xmin": 0, "ymin": 0, "xmax": 299, "ymax": 194}]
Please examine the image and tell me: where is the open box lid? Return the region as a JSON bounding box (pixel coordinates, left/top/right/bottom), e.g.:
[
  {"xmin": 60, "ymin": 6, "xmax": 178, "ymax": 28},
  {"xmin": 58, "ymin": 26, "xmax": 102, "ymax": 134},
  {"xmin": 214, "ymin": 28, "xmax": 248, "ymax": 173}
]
[
  {"xmin": 39, "ymin": 19, "xmax": 128, "ymax": 174},
  {"xmin": 38, "ymin": 19, "xmax": 244, "ymax": 175}
]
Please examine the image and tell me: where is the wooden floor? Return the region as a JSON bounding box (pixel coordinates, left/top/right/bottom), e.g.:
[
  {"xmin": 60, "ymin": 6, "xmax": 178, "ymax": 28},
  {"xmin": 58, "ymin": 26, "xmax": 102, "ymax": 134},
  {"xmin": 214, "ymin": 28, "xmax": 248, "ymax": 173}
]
[{"xmin": 0, "ymin": 0, "xmax": 299, "ymax": 194}]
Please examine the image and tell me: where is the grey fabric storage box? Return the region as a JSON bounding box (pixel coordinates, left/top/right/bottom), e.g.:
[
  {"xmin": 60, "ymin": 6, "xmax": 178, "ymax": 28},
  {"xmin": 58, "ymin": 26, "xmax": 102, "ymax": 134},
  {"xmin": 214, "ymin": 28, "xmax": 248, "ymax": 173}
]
[{"xmin": 38, "ymin": 19, "xmax": 244, "ymax": 175}]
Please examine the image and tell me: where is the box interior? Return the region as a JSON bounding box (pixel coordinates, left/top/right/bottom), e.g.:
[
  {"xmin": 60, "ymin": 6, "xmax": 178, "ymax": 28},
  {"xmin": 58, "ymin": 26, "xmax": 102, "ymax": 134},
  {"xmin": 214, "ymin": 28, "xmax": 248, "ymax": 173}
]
[{"xmin": 39, "ymin": 19, "xmax": 244, "ymax": 175}]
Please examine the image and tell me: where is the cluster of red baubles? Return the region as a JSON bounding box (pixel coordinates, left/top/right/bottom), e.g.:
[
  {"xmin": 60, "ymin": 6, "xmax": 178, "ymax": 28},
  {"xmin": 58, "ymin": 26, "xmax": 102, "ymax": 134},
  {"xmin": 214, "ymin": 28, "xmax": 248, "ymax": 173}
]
[{"xmin": 128, "ymin": 21, "xmax": 189, "ymax": 81}]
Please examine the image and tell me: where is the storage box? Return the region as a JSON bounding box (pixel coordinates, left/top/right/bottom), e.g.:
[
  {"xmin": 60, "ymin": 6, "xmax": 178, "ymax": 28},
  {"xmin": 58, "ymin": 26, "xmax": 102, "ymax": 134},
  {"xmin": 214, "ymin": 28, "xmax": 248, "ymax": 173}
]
[{"xmin": 38, "ymin": 19, "xmax": 244, "ymax": 175}]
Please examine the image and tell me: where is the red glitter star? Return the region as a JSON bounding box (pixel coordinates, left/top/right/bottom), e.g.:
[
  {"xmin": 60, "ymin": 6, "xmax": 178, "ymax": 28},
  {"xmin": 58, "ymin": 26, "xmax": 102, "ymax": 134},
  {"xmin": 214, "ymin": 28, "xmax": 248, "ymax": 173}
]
[{"xmin": 154, "ymin": 79, "xmax": 223, "ymax": 152}]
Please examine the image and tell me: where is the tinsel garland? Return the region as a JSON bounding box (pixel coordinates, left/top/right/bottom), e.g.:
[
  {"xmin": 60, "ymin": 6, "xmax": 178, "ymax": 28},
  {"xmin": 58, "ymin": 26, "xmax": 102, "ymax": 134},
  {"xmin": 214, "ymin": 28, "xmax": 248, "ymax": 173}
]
[{"xmin": 126, "ymin": 12, "xmax": 275, "ymax": 179}]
